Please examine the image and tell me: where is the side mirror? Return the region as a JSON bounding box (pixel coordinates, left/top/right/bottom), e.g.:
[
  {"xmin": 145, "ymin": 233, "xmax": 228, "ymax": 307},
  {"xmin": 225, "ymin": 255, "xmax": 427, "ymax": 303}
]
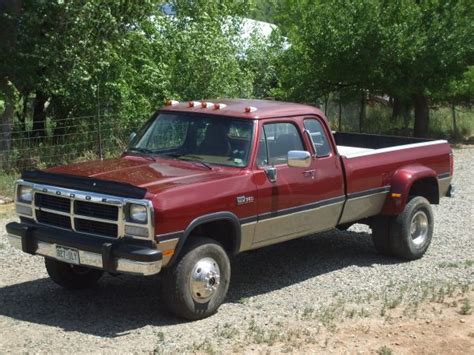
[
  {"xmin": 129, "ymin": 132, "xmax": 137, "ymax": 142},
  {"xmin": 264, "ymin": 166, "xmax": 277, "ymax": 183},
  {"xmin": 288, "ymin": 150, "xmax": 312, "ymax": 168}
]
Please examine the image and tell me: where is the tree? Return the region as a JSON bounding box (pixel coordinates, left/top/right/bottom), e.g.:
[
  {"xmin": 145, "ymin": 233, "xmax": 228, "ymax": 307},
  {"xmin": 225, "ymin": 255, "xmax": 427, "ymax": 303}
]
[
  {"xmin": 0, "ymin": 0, "xmax": 265, "ymax": 170},
  {"xmin": 0, "ymin": 0, "xmax": 22, "ymax": 165},
  {"xmin": 274, "ymin": 0, "xmax": 474, "ymax": 137}
]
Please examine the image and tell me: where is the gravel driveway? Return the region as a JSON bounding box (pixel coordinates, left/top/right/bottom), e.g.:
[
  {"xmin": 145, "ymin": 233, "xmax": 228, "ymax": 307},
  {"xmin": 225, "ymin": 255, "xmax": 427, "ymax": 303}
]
[{"xmin": 0, "ymin": 147, "xmax": 472, "ymax": 353}]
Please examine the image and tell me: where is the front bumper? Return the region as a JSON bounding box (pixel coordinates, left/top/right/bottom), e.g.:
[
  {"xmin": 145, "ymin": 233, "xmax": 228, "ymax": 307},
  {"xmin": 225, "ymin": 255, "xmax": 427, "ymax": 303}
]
[{"xmin": 6, "ymin": 222, "xmax": 162, "ymax": 276}]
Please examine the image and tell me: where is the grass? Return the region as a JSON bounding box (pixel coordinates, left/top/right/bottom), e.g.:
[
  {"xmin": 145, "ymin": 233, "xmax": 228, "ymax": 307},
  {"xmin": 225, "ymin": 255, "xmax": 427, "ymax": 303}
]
[
  {"xmin": 216, "ymin": 323, "xmax": 239, "ymax": 339},
  {"xmin": 377, "ymin": 345, "xmax": 394, "ymax": 355},
  {"xmin": 459, "ymin": 299, "xmax": 472, "ymax": 315},
  {"xmin": 438, "ymin": 260, "xmax": 474, "ymax": 268},
  {"xmin": 0, "ymin": 172, "xmax": 17, "ymax": 199}
]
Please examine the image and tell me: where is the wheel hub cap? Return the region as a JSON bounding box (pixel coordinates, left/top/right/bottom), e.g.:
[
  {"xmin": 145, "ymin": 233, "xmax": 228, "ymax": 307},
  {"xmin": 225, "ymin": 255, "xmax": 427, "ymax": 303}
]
[
  {"xmin": 410, "ymin": 210, "xmax": 428, "ymax": 246},
  {"xmin": 190, "ymin": 257, "xmax": 221, "ymax": 303}
]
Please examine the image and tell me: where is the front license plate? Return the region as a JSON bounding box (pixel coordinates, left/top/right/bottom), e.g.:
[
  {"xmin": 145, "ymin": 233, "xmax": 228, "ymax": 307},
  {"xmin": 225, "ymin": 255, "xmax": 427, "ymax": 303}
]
[{"xmin": 55, "ymin": 245, "xmax": 80, "ymax": 265}]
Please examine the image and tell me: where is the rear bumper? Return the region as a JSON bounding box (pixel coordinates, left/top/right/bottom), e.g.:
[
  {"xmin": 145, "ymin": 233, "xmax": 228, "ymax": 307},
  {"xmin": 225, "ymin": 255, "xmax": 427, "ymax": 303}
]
[
  {"xmin": 447, "ymin": 184, "xmax": 455, "ymax": 198},
  {"xmin": 6, "ymin": 222, "xmax": 162, "ymax": 276}
]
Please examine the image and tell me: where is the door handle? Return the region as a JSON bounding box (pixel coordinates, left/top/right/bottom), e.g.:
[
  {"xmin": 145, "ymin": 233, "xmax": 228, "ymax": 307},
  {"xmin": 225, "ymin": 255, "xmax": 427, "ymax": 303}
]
[{"xmin": 303, "ymin": 169, "xmax": 316, "ymax": 179}]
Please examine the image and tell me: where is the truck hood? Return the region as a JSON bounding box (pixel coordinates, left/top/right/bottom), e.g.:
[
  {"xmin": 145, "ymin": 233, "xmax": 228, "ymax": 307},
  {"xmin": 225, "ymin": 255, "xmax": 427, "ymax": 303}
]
[{"xmin": 46, "ymin": 156, "xmax": 237, "ymax": 194}]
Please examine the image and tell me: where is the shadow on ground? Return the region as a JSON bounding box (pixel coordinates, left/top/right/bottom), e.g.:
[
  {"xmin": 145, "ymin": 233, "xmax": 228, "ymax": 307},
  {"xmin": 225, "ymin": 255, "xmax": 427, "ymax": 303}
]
[{"xmin": 0, "ymin": 228, "xmax": 400, "ymax": 337}]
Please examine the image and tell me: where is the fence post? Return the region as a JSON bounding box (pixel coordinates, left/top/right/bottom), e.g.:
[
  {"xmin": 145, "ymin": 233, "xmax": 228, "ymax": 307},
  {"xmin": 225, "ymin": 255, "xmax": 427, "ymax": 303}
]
[{"xmin": 97, "ymin": 85, "xmax": 103, "ymax": 160}]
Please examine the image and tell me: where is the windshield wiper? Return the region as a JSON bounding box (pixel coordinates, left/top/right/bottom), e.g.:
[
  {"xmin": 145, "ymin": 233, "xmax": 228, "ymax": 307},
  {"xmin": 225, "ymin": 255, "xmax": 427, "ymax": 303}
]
[
  {"xmin": 190, "ymin": 160, "xmax": 212, "ymax": 170},
  {"xmin": 126, "ymin": 147, "xmax": 156, "ymax": 162},
  {"xmin": 158, "ymin": 152, "xmax": 213, "ymax": 170},
  {"xmin": 178, "ymin": 157, "xmax": 212, "ymax": 170},
  {"xmin": 163, "ymin": 153, "xmax": 212, "ymax": 170}
]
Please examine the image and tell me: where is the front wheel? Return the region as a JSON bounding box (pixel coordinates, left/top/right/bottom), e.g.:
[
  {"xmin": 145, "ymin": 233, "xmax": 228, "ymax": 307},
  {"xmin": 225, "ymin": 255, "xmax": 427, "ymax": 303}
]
[
  {"xmin": 372, "ymin": 196, "xmax": 434, "ymax": 260},
  {"xmin": 159, "ymin": 237, "xmax": 231, "ymax": 320}
]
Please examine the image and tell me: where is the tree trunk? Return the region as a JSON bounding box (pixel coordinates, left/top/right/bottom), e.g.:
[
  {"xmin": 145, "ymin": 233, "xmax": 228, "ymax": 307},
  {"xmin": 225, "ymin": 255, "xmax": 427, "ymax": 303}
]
[
  {"xmin": 413, "ymin": 94, "xmax": 429, "ymax": 138},
  {"xmin": 324, "ymin": 95, "xmax": 329, "ymax": 116},
  {"xmin": 18, "ymin": 92, "xmax": 29, "ymax": 131},
  {"xmin": 403, "ymin": 107, "xmax": 410, "ymax": 131},
  {"xmin": 392, "ymin": 96, "xmax": 411, "ymax": 130},
  {"xmin": 32, "ymin": 91, "xmax": 48, "ymax": 139},
  {"xmin": 0, "ymin": 78, "xmax": 15, "ymax": 169},
  {"xmin": 338, "ymin": 94, "xmax": 342, "ymax": 131},
  {"xmin": 392, "ymin": 97, "xmax": 403, "ymax": 118},
  {"xmin": 359, "ymin": 92, "xmax": 366, "ymax": 133}
]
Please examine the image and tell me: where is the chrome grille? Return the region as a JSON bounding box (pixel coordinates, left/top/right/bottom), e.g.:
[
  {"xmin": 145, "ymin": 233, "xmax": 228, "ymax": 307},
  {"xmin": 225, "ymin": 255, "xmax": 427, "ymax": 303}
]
[
  {"xmin": 74, "ymin": 200, "xmax": 118, "ymax": 220},
  {"xmin": 15, "ymin": 182, "xmax": 154, "ymax": 240},
  {"xmin": 35, "ymin": 194, "xmax": 70, "ymax": 212},
  {"xmin": 34, "ymin": 192, "xmax": 120, "ymax": 238},
  {"xmin": 75, "ymin": 218, "xmax": 118, "ymax": 237},
  {"xmin": 37, "ymin": 210, "xmax": 72, "ymax": 229}
]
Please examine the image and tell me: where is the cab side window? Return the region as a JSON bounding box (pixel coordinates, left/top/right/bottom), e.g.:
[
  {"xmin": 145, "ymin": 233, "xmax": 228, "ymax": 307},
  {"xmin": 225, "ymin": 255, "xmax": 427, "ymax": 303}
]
[
  {"xmin": 304, "ymin": 119, "xmax": 331, "ymax": 157},
  {"xmin": 257, "ymin": 122, "xmax": 304, "ymax": 166}
]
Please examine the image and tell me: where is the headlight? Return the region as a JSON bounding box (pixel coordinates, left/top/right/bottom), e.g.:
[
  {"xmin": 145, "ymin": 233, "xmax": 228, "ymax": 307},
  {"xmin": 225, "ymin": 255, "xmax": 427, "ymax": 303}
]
[
  {"xmin": 128, "ymin": 203, "xmax": 147, "ymax": 223},
  {"xmin": 18, "ymin": 185, "xmax": 33, "ymax": 203}
]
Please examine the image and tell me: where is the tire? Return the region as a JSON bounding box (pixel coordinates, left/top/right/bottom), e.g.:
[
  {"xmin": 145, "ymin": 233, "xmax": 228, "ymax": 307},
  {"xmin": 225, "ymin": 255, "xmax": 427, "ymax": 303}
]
[
  {"xmin": 45, "ymin": 258, "xmax": 103, "ymax": 290},
  {"xmin": 372, "ymin": 196, "xmax": 434, "ymax": 260},
  {"xmin": 371, "ymin": 215, "xmax": 394, "ymax": 256},
  {"xmin": 159, "ymin": 237, "xmax": 231, "ymax": 320}
]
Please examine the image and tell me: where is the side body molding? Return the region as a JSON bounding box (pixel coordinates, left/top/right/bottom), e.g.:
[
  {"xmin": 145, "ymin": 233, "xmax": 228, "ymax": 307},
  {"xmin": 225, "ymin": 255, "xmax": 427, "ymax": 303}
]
[
  {"xmin": 167, "ymin": 211, "xmax": 242, "ymax": 266},
  {"xmin": 382, "ymin": 164, "xmax": 438, "ymax": 215}
]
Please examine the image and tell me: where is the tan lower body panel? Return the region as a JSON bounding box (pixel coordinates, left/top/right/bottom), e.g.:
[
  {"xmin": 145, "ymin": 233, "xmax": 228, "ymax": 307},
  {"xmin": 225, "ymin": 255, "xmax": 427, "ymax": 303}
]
[
  {"xmin": 239, "ymin": 201, "xmax": 344, "ymax": 252},
  {"xmin": 438, "ymin": 177, "xmax": 452, "ymax": 197},
  {"xmin": 338, "ymin": 191, "xmax": 388, "ymax": 224},
  {"xmin": 157, "ymin": 238, "xmax": 179, "ymax": 267}
]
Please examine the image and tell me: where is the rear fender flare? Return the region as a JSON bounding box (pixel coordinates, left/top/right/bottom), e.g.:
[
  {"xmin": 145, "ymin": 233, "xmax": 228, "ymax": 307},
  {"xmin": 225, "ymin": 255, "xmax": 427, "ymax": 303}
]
[{"xmin": 382, "ymin": 165, "xmax": 437, "ymax": 215}]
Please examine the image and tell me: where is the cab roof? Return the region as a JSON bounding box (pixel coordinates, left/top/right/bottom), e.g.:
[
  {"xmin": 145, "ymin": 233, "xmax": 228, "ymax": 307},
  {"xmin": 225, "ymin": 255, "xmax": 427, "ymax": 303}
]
[{"xmin": 158, "ymin": 99, "xmax": 324, "ymax": 120}]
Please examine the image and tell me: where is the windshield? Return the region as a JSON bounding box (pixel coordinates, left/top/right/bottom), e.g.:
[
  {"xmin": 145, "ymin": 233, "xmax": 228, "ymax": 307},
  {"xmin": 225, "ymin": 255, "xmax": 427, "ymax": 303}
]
[{"xmin": 128, "ymin": 113, "xmax": 254, "ymax": 168}]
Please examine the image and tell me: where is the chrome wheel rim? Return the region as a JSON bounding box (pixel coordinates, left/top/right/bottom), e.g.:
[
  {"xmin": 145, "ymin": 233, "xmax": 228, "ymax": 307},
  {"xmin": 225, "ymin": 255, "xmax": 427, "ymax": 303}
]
[
  {"xmin": 189, "ymin": 257, "xmax": 221, "ymax": 303},
  {"xmin": 410, "ymin": 210, "xmax": 429, "ymax": 246}
]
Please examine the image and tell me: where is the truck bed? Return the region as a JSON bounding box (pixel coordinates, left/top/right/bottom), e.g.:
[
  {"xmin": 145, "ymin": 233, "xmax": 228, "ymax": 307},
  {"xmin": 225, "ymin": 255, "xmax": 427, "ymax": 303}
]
[
  {"xmin": 334, "ymin": 132, "xmax": 440, "ymax": 158},
  {"xmin": 333, "ymin": 132, "xmax": 452, "ymax": 224}
]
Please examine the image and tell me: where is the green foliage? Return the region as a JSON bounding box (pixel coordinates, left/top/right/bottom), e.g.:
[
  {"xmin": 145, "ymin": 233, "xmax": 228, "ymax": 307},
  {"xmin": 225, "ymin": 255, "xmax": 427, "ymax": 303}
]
[
  {"xmin": 1, "ymin": 0, "xmax": 287, "ymax": 170},
  {"xmin": 277, "ymin": 0, "xmax": 473, "ymax": 99},
  {"xmin": 1, "ymin": 1, "xmax": 264, "ymax": 127},
  {"xmin": 446, "ymin": 66, "xmax": 474, "ymax": 103},
  {"xmin": 274, "ymin": 0, "xmax": 474, "ymax": 135}
]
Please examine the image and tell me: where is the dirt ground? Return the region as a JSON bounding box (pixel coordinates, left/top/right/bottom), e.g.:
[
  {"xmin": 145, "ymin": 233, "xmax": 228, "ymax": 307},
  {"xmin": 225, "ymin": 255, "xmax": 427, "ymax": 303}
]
[{"xmin": 295, "ymin": 293, "xmax": 473, "ymax": 354}]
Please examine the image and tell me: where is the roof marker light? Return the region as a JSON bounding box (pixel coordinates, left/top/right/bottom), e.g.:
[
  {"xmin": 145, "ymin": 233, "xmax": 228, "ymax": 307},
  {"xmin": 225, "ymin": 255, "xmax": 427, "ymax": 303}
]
[
  {"xmin": 188, "ymin": 101, "xmax": 200, "ymax": 108},
  {"xmin": 214, "ymin": 103, "xmax": 227, "ymax": 110},
  {"xmin": 165, "ymin": 99, "xmax": 179, "ymax": 106},
  {"xmin": 201, "ymin": 101, "xmax": 214, "ymax": 108},
  {"xmin": 244, "ymin": 106, "xmax": 257, "ymax": 113}
]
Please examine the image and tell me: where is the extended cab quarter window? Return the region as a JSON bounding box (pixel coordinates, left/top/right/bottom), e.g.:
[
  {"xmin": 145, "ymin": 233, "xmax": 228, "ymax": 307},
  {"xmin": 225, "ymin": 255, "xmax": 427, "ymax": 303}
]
[
  {"xmin": 304, "ymin": 118, "xmax": 331, "ymax": 157},
  {"xmin": 257, "ymin": 122, "xmax": 304, "ymax": 166}
]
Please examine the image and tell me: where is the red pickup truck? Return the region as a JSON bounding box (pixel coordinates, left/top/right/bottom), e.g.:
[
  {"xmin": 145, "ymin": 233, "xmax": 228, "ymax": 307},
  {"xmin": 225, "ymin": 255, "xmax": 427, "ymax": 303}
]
[{"xmin": 7, "ymin": 99, "xmax": 454, "ymax": 320}]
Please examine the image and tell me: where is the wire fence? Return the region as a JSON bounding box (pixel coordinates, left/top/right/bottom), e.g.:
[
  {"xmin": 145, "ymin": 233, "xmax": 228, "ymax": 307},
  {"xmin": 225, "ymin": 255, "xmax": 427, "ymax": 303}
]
[{"xmin": 0, "ymin": 115, "xmax": 140, "ymax": 172}]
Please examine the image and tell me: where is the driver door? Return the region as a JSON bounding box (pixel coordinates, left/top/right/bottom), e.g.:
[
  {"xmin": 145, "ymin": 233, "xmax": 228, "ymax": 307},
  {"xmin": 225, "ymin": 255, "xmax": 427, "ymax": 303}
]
[{"xmin": 252, "ymin": 118, "xmax": 344, "ymax": 247}]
